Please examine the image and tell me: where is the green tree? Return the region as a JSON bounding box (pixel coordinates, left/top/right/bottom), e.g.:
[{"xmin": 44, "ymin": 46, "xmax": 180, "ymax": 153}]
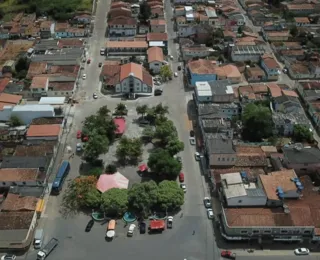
[
  {"xmin": 290, "ymin": 25, "xmax": 298, "ymax": 37},
  {"xmin": 142, "ymin": 126, "xmax": 155, "ymax": 142},
  {"xmin": 9, "ymin": 115, "xmax": 23, "ymax": 127},
  {"xmin": 63, "ymin": 176, "xmax": 98, "ymax": 209},
  {"xmin": 237, "ymin": 26, "xmax": 243, "ymax": 35},
  {"xmin": 16, "ymin": 70, "xmax": 27, "ymax": 79},
  {"xmin": 116, "ymin": 136, "xmax": 143, "ymax": 163},
  {"xmin": 139, "ymin": 1, "xmax": 151, "ymax": 21},
  {"xmin": 101, "ymin": 188, "xmax": 128, "ymax": 217},
  {"xmin": 128, "ymin": 181, "xmax": 158, "ymax": 216},
  {"xmin": 98, "ymin": 105, "xmax": 111, "ymax": 117},
  {"xmin": 157, "ymin": 180, "xmax": 184, "ymax": 211},
  {"xmin": 148, "ymin": 149, "xmax": 182, "ymax": 180},
  {"xmin": 105, "ymin": 164, "xmax": 117, "ymax": 174},
  {"xmin": 136, "ymin": 104, "xmax": 148, "ymax": 118},
  {"xmin": 15, "ymin": 57, "xmax": 29, "ymax": 72},
  {"xmin": 293, "ymin": 125, "xmax": 313, "ymax": 142},
  {"xmin": 166, "ymin": 137, "xmax": 184, "ymax": 156},
  {"xmin": 242, "ymin": 103, "xmax": 273, "ymax": 142},
  {"xmin": 83, "ymin": 189, "xmax": 102, "ymax": 209},
  {"xmin": 160, "ymin": 65, "xmax": 173, "ymax": 81},
  {"xmin": 84, "ymin": 131, "xmax": 109, "ymax": 162},
  {"xmin": 154, "ymin": 120, "xmax": 177, "ymax": 144},
  {"xmin": 154, "ymin": 103, "xmax": 169, "ymax": 116},
  {"xmin": 88, "ymin": 167, "xmax": 103, "ymax": 177},
  {"xmin": 114, "ymin": 103, "xmax": 128, "ymax": 116}
]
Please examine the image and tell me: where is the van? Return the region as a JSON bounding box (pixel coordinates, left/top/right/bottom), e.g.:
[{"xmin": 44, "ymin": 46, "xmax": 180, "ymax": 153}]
[
  {"xmin": 107, "ymin": 220, "xmax": 116, "ymax": 230},
  {"xmin": 34, "ymin": 229, "xmax": 44, "ymax": 249}
]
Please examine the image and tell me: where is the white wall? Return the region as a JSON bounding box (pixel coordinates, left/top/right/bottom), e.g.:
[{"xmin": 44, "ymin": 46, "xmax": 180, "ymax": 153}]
[
  {"xmin": 115, "ymin": 76, "xmax": 152, "ymax": 93},
  {"xmin": 12, "ymin": 108, "xmax": 55, "ymax": 124},
  {"xmin": 0, "ymin": 106, "xmax": 13, "ymax": 121}
]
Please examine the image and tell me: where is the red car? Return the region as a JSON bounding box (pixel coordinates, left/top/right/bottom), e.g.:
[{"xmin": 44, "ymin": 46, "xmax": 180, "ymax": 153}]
[
  {"xmin": 77, "ymin": 130, "xmax": 82, "ymax": 139},
  {"xmin": 87, "ymin": 59, "xmax": 91, "ymax": 64},
  {"xmin": 179, "ymin": 172, "xmax": 184, "ymax": 182},
  {"xmin": 221, "ymin": 250, "xmax": 236, "ymax": 259},
  {"xmin": 82, "ymin": 135, "xmax": 89, "ymax": 142}
]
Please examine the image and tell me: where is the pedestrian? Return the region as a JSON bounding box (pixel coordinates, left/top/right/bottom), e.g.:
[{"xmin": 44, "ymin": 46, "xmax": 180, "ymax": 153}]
[{"xmin": 192, "ymin": 230, "xmax": 195, "ymax": 235}]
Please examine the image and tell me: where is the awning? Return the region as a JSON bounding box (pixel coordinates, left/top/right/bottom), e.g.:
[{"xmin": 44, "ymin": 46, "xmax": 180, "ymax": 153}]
[
  {"xmin": 138, "ymin": 164, "xmax": 148, "ymax": 172},
  {"xmin": 106, "ymin": 230, "xmax": 115, "ymax": 238}
]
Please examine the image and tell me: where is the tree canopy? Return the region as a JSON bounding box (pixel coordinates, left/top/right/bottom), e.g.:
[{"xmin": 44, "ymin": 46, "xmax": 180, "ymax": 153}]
[
  {"xmin": 159, "ymin": 65, "xmax": 173, "ymax": 81},
  {"xmin": 242, "ymin": 103, "xmax": 273, "ymax": 142},
  {"xmin": 83, "ymin": 131, "xmax": 109, "ymax": 162},
  {"xmin": 114, "ymin": 103, "xmax": 128, "ymax": 116},
  {"xmin": 148, "ymin": 149, "xmax": 182, "ymax": 180},
  {"xmin": 139, "ymin": 1, "xmax": 151, "ymax": 21},
  {"xmin": 293, "ymin": 125, "xmax": 313, "ymax": 142},
  {"xmin": 136, "ymin": 104, "xmax": 148, "ymax": 118},
  {"xmin": 128, "ymin": 181, "xmax": 159, "ymax": 216},
  {"xmin": 116, "ymin": 136, "xmax": 143, "ymax": 164},
  {"xmin": 101, "ymin": 188, "xmax": 128, "ymax": 217},
  {"xmin": 9, "ymin": 115, "xmax": 23, "ymax": 127},
  {"xmin": 157, "ymin": 180, "xmax": 184, "ymax": 211}
]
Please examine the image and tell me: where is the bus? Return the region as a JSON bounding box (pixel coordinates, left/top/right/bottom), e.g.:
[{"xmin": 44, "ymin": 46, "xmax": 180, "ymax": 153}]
[{"xmin": 51, "ymin": 161, "xmax": 70, "ymax": 195}]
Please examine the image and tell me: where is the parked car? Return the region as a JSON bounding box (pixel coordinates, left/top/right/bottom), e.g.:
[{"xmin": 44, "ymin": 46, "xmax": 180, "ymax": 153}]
[
  {"xmin": 1, "ymin": 255, "xmax": 16, "ymax": 260},
  {"xmin": 76, "ymin": 143, "xmax": 82, "ymax": 152},
  {"xmin": 167, "ymin": 216, "xmax": 173, "ymax": 229},
  {"xmin": 139, "ymin": 119, "xmax": 150, "ymax": 126},
  {"xmin": 190, "ymin": 130, "xmax": 195, "ymax": 137},
  {"xmin": 194, "ymin": 152, "xmax": 201, "ymax": 161},
  {"xmin": 85, "ymin": 219, "xmax": 94, "ymax": 232},
  {"xmin": 174, "ymin": 72, "xmax": 178, "ymax": 77},
  {"xmin": 180, "ymin": 183, "xmax": 186, "ymax": 193},
  {"xmin": 93, "ymin": 93, "xmax": 98, "ymax": 99},
  {"xmin": 178, "ymin": 65, "xmax": 181, "ymax": 71},
  {"xmin": 139, "ymin": 222, "xmax": 146, "ymax": 234},
  {"xmin": 221, "ymin": 250, "xmax": 236, "ymax": 259},
  {"xmin": 294, "ymin": 248, "xmax": 310, "ymax": 255},
  {"xmin": 179, "ymin": 172, "xmax": 184, "ymax": 182},
  {"xmin": 98, "ymin": 62, "xmax": 102, "ymax": 67},
  {"xmin": 77, "ymin": 130, "xmax": 82, "ymax": 139},
  {"xmin": 207, "ymin": 208, "xmax": 214, "ymax": 219},
  {"xmin": 203, "ymin": 197, "xmax": 211, "ymax": 208},
  {"xmin": 189, "ymin": 137, "xmax": 196, "ymax": 145},
  {"xmin": 154, "ymin": 89, "xmax": 163, "ymax": 96},
  {"xmin": 174, "ymin": 155, "xmax": 182, "ymax": 163},
  {"xmin": 82, "ymin": 74, "xmax": 86, "ymax": 80},
  {"xmin": 169, "ymin": 55, "xmax": 174, "ymax": 60},
  {"xmin": 87, "ymin": 59, "xmax": 91, "ymax": 64}
]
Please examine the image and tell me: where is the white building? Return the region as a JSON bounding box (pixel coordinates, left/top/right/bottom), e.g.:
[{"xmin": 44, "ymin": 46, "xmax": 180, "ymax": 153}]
[
  {"xmin": 108, "ymin": 16, "xmax": 137, "ymax": 37},
  {"xmin": 147, "ymin": 47, "xmax": 165, "ymax": 74},
  {"xmin": 220, "ymin": 172, "xmax": 267, "ymax": 207},
  {"xmin": 38, "ymin": 97, "xmax": 66, "ymax": 105},
  {"xmin": 0, "ymin": 104, "xmax": 55, "ymax": 124},
  {"xmin": 195, "ymin": 82, "xmax": 213, "ymax": 102}
]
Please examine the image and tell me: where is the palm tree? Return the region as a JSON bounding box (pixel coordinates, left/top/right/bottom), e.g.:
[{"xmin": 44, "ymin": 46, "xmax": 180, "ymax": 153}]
[
  {"xmin": 136, "ymin": 104, "xmax": 148, "ymax": 118},
  {"xmin": 115, "ymin": 103, "xmax": 128, "ymax": 116}
]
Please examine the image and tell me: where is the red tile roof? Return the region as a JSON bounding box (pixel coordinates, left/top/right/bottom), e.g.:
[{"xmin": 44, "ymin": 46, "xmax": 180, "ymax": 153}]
[
  {"xmin": 0, "ymin": 78, "xmax": 10, "ymax": 93},
  {"xmin": 27, "ymin": 124, "xmax": 61, "ymax": 137},
  {"xmin": 147, "ymin": 32, "xmax": 168, "ymax": 41},
  {"xmin": 108, "ymin": 16, "xmax": 137, "ymax": 26},
  {"xmin": 268, "ymin": 83, "xmax": 282, "ymax": 97},
  {"xmin": 0, "ymin": 168, "xmax": 39, "ymax": 182},
  {"xmin": 188, "ymin": 59, "xmax": 216, "ymax": 74},
  {"xmin": 100, "ymin": 63, "xmax": 121, "ymax": 86},
  {"xmin": 30, "ymin": 76, "xmax": 48, "ymax": 89},
  {"xmin": 1, "ymin": 193, "xmax": 38, "ymax": 212},
  {"xmin": 147, "ymin": 46, "xmax": 164, "ymax": 63},
  {"xmin": 0, "ymin": 93, "xmax": 22, "ymax": 104},
  {"xmin": 150, "ymin": 19, "xmax": 166, "ymax": 26}
]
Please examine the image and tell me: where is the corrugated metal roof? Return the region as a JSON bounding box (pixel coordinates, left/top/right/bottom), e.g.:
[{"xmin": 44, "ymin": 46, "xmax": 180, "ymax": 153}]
[{"xmin": 39, "ymin": 97, "xmax": 66, "ymax": 105}]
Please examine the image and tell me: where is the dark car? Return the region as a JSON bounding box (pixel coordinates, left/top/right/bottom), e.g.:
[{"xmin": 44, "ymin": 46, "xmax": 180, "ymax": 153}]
[
  {"xmin": 98, "ymin": 62, "xmax": 102, "ymax": 67},
  {"xmin": 139, "ymin": 119, "xmax": 150, "ymax": 127},
  {"xmin": 178, "ymin": 65, "xmax": 181, "ymax": 71},
  {"xmin": 85, "ymin": 219, "xmax": 94, "ymax": 232},
  {"xmin": 139, "ymin": 222, "xmax": 146, "ymax": 234},
  {"xmin": 190, "ymin": 130, "xmax": 195, "ymax": 137},
  {"xmin": 154, "ymin": 89, "xmax": 163, "ymax": 96}
]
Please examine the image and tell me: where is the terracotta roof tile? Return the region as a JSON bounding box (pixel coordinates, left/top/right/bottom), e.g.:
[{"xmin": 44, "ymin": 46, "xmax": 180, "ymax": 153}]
[
  {"xmin": 106, "ymin": 41, "xmax": 148, "ymax": 48},
  {"xmin": 0, "ymin": 212, "xmax": 35, "ymax": 229},
  {"xmin": 261, "ymin": 54, "xmax": 279, "ymax": 69},
  {"xmin": 27, "ymin": 62, "xmax": 47, "ymax": 79},
  {"xmin": 26, "ymin": 124, "xmax": 61, "ymax": 137},
  {"xmin": 1, "ymin": 193, "xmax": 38, "ymax": 212},
  {"xmin": 188, "ymin": 59, "xmax": 216, "ymax": 74},
  {"xmin": 147, "ymin": 46, "xmax": 164, "ymax": 63},
  {"xmin": 108, "ymin": 16, "xmax": 137, "ymax": 25},
  {"xmin": 294, "ymin": 17, "xmax": 310, "ymax": 23},
  {"xmin": 268, "ymin": 83, "xmax": 282, "ymax": 97},
  {"xmin": 150, "ymin": 19, "xmax": 166, "ymax": 26},
  {"xmin": 30, "ymin": 76, "xmax": 48, "ymax": 89},
  {"xmin": 147, "ymin": 33, "xmax": 168, "ymax": 41},
  {"xmin": 282, "ymin": 89, "xmax": 298, "ymax": 97},
  {"xmin": 0, "ymin": 93, "xmax": 22, "ymax": 104},
  {"xmin": 100, "ymin": 63, "xmax": 121, "ymax": 86},
  {"xmin": 0, "ymin": 78, "xmax": 10, "ymax": 93},
  {"xmin": 0, "ymin": 168, "xmax": 39, "ymax": 182},
  {"xmin": 119, "ymin": 63, "xmax": 153, "ymax": 87}
]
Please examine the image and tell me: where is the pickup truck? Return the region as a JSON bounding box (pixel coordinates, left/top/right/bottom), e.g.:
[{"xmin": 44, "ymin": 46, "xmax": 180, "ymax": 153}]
[{"xmin": 37, "ymin": 238, "xmax": 59, "ymax": 260}]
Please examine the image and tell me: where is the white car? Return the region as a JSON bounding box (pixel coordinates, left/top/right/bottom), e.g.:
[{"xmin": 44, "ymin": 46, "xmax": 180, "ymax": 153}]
[
  {"xmin": 76, "ymin": 143, "xmax": 82, "ymax": 152},
  {"xmin": 174, "ymin": 72, "xmax": 178, "ymax": 77},
  {"xmin": 294, "ymin": 248, "xmax": 310, "ymax": 255},
  {"xmin": 82, "ymin": 74, "xmax": 86, "ymax": 80},
  {"xmin": 169, "ymin": 55, "xmax": 174, "ymax": 60},
  {"xmin": 1, "ymin": 255, "xmax": 16, "ymax": 260},
  {"xmin": 93, "ymin": 93, "xmax": 98, "ymax": 99},
  {"xmin": 194, "ymin": 152, "xmax": 201, "ymax": 161},
  {"xmin": 204, "ymin": 197, "xmax": 212, "ymax": 208},
  {"xmin": 189, "ymin": 137, "xmax": 195, "ymax": 145},
  {"xmin": 207, "ymin": 208, "xmax": 214, "ymax": 219},
  {"xmin": 180, "ymin": 183, "xmax": 186, "ymax": 193}
]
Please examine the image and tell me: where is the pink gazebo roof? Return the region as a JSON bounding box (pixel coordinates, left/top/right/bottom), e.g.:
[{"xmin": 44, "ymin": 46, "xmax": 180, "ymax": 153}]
[
  {"xmin": 96, "ymin": 172, "xmax": 129, "ymax": 193},
  {"xmin": 113, "ymin": 118, "xmax": 126, "ymax": 134}
]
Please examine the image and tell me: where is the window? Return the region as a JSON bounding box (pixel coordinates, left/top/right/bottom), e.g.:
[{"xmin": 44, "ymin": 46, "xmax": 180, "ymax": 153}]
[
  {"xmin": 304, "ymin": 230, "xmax": 311, "ymax": 234},
  {"xmin": 263, "ymin": 230, "xmax": 271, "ymax": 234},
  {"xmin": 218, "ymin": 158, "xmax": 220, "ymax": 161},
  {"xmin": 240, "ymin": 230, "xmax": 248, "ymax": 234},
  {"xmin": 238, "ymin": 200, "xmax": 242, "ymax": 203},
  {"xmin": 293, "ymin": 230, "xmax": 300, "ymax": 234},
  {"xmin": 55, "ymin": 92, "xmax": 58, "ymax": 95},
  {"xmin": 227, "ymin": 158, "xmax": 229, "ymax": 161},
  {"xmin": 222, "ymin": 158, "xmax": 225, "ymax": 161},
  {"xmin": 281, "ymin": 230, "xmax": 288, "ymax": 234},
  {"xmin": 253, "ymin": 230, "xmax": 260, "ymax": 234},
  {"xmin": 231, "ymin": 158, "xmax": 234, "ymax": 161}
]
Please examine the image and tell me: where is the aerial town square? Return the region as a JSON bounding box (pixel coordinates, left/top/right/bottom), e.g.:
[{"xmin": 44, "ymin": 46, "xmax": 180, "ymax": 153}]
[{"xmin": 2, "ymin": 0, "xmax": 320, "ymax": 259}]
